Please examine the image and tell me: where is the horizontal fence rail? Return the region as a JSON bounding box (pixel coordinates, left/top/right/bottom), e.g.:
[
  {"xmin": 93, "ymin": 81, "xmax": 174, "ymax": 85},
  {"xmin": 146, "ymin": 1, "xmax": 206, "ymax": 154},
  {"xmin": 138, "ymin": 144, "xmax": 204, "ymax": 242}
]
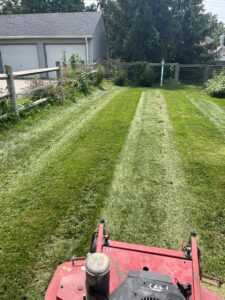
[
  {"xmin": 0, "ymin": 62, "xmax": 62, "ymax": 120},
  {"xmin": 0, "ymin": 74, "xmax": 8, "ymax": 80},
  {"xmin": 13, "ymin": 67, "xmax": 59, "ymax": 78}
]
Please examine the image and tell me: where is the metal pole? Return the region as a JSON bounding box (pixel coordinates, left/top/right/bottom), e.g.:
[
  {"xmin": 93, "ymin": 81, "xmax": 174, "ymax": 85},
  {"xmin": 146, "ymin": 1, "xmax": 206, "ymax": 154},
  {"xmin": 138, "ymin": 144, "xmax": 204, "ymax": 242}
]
[{"xmin": 160, "ymin": 59, "xmax": 165, "ymax": 87}]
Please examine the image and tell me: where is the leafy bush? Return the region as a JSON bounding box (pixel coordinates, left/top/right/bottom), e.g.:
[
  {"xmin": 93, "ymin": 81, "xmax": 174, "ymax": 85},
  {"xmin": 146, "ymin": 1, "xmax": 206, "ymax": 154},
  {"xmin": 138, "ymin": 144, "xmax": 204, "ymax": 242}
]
[
  {"xmin": 127, "ymin": 61, "xmax": 156, "ymax": 87},
  {"xmin": 92, "ymin": 65, "xmax": 106, "ymax": 86},
  {"xmin": 206, "ymin": 68, "xmax": 225, "ymax": 98},
  {"xmin": 113, "ymin": 62, "xmax": 156, "ymax": 87},
  {"xmin": 64, "ymin": 54, "xmax": 90, "ymax": 94},
  {"xmin": 113, "ymin": 69, "xmax": 127, "ymax": 86}
]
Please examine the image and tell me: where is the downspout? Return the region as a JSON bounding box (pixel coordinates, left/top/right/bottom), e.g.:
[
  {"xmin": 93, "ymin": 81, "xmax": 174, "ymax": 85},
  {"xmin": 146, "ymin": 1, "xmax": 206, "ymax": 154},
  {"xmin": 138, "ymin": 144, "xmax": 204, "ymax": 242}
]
[{"xmin": 85, "ymin": 37, "xmax": 89, "ymax": 64}]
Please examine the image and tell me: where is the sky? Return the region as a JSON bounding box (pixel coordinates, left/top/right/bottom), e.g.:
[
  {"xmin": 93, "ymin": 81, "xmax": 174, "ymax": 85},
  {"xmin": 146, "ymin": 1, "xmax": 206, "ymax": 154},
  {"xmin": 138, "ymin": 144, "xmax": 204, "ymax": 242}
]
[{"xmin": 84, "ymin": 0, "xmax": 225, "ymax": 23}]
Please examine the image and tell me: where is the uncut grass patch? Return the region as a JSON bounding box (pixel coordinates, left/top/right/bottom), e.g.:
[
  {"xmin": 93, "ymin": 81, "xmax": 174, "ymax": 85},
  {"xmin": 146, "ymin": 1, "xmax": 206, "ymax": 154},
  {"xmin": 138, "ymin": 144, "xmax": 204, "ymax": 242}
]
[
  {"xmin": 0, "ymin": 88, "xmax": 141, "ymax": 300},
  {"xmin": 162, "ymin": 88, "xmax": 225, "ymax": 297}
]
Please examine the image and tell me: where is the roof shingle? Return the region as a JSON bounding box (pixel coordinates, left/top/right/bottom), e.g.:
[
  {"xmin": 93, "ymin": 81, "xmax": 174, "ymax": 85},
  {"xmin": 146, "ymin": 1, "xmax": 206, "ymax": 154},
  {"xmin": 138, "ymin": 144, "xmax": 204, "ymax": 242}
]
[{"xmin": 0, "ymin": 12, "xmax": 102, "ymax": 37}]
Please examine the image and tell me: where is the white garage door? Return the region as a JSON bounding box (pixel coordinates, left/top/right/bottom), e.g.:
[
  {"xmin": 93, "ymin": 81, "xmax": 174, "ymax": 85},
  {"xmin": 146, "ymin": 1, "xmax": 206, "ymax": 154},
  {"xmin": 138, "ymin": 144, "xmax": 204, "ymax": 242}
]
[
  {"xmin": 46, "ymin": 44, "xmax": 86, "ymax": 67},
  {"xmin": 0, "ymin": 45, "xmax": 39, "ymax": 72}
]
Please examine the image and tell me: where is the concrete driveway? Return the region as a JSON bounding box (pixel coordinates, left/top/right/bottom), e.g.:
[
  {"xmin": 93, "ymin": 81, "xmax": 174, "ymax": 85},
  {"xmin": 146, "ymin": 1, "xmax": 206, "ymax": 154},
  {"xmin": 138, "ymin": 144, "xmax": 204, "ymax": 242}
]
[{"xmin": 0, "ymin": 79, "xmax": 53, "ymax": 95}]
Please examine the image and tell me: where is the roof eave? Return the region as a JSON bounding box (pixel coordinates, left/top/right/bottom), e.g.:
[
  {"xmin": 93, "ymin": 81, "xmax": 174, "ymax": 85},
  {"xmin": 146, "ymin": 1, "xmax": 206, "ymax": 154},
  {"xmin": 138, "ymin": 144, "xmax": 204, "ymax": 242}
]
[{"xmin": 0, "ymin": 35, "xmax": 93, "ymax": 39}]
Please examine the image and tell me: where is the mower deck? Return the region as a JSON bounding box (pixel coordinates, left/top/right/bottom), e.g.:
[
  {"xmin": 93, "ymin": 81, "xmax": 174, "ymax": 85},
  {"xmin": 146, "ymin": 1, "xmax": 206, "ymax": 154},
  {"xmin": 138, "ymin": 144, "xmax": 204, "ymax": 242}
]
[{"xmin": 45, "ymin": 223, "xmax": 223, "ymax": 300}]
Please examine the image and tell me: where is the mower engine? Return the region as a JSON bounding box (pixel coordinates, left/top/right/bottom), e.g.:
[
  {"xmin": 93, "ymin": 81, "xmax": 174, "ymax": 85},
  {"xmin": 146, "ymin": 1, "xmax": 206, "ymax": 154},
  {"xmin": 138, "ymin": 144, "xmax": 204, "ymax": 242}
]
[{"xmin": 110, "ymin": 271, "xmax": 187, "ymax": 300}]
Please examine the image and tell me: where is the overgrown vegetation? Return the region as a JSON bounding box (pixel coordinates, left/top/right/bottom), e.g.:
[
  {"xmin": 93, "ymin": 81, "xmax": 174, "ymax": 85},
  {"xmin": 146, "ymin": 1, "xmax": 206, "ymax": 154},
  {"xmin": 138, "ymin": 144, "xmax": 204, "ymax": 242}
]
[
  {"xmin": 206, "ymin": 68, "xmax": 225, "ymax": 98},
  {"xmin": 113, "ymin": 61, "xmax": 156, "ymax": 87},
  {"xmin": 0, "ymin": 55, "xmax": 106, "ymax": 123}
]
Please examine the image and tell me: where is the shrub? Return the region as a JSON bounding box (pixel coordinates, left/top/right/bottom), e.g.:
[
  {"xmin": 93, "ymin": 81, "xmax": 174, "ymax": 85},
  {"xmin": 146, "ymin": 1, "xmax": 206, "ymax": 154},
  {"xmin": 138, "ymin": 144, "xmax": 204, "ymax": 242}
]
[
  {"xmin": 127, "ymin": 61, "xmax": 156, "ymax": 87},
  {"xmin": 206, "ymin": 68, "xmax": 225, "ymax": 98},
  {"xmin": 113, "ymin": 69, "xmax": 127, "ymax": 86},
  {"xmin": 92, "ymin": 65, "xmax": 106, "ymax": 86},
  {"xmin": 65, "ymin": 54, "xmax": 90, "ymax": 94}
]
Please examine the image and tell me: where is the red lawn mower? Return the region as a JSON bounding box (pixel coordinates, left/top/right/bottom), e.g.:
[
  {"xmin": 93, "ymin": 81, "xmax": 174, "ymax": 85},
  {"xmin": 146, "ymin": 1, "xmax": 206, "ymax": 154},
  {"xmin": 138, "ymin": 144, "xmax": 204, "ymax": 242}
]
[{"xmin": 45, "ymin": 220, "xmax": 223, "ymax": 300}]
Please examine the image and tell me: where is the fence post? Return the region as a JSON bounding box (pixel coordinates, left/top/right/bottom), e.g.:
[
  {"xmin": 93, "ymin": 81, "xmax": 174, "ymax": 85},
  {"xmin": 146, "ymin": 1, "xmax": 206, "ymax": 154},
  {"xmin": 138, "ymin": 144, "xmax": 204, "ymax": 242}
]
[
  {"xmin": 203, "ymin": 65, "xmax": 210, "ymax": 84},
  {"xmin": 56, "ymin": 61, "xmax": 62, "ymax": 86},
  {"xmin": 175, "ymin": 63, "xmax": 180, "ymax": 83},
  {"xmin": 4, "ymin": 65, "xmax": 18, "ymax": 113}
]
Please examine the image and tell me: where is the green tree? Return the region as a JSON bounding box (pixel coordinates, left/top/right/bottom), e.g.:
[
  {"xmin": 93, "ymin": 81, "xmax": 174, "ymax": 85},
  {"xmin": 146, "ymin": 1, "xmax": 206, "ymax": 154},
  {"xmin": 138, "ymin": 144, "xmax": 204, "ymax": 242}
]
[
  {"xmin": 173, "ymin": 0, "xmax": 215, "ymax": 63},
  {"xmin": 0, "ymin": 0, "xmax": 21, "ymax": 14},
  {"xmin": 85, "ymin": 3, "xmax": 97, "ymax": 11},
  {"xmin": 98, "ymin": 0, "xmax": 223, "ymax": 63},
  {"xmin": 0, "ymin": 0, "xmax": 85, "ymax": 14}
]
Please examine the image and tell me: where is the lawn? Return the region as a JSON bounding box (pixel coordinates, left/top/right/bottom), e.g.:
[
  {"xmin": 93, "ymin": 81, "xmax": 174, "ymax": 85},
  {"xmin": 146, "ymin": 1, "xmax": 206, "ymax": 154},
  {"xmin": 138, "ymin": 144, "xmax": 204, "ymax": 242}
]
[{"xmin": 0, "ymin": 84, "xmax": 224, "ymax": 299}]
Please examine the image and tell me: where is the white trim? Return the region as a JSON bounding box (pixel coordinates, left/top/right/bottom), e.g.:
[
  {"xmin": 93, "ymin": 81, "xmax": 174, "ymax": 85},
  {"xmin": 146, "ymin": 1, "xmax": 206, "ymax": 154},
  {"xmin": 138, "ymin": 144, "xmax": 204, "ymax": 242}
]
[{"xmin": 0, "ymin": 36, "xmax": 92, "ymax": 39}]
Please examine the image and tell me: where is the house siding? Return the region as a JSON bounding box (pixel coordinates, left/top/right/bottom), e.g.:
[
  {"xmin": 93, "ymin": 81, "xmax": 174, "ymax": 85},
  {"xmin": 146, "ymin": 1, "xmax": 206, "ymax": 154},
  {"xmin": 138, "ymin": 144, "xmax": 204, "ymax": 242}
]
[{"xmin": 92, "ymin": 17, "xmax": 109, "ymax": 63}]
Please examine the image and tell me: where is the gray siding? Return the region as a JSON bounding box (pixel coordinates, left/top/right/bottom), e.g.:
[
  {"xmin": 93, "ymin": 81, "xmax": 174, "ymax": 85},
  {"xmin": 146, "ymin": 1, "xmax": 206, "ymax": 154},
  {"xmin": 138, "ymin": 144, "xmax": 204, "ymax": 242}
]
[{"xmin": 92, "ymin": 17, "xmax": 109, "ymax": 63}]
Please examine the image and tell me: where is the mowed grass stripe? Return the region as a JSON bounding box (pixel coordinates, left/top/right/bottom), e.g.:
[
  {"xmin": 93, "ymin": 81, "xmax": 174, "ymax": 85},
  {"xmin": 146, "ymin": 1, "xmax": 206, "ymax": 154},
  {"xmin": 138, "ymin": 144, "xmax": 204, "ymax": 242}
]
[
  {"xmin": 0, "ymin": 86, "xmax": 121, "ymax": 198},
  {"xmin": 183, "ymin": 91, "xmax": 225, "ymax": 135},
  {"xmin": 0, "ymin": 88, "xmax": 123, "ymax": 220},
  {"xmin": 0, "ymin": 88, "xmax": 141, "ymax": 300},
  {"xmin": 102, "ymin": 90, "xmax": 193, "ymax": 249},
  {"xmin": 162, "ymin": 89, "xmax": 225, "ymax": 298}
]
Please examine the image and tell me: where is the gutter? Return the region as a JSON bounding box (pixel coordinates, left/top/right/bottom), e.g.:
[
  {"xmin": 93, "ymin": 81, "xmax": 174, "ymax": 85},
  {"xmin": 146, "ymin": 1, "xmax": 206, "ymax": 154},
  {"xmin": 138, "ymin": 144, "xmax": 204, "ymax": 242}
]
[
  {"xmin": 85, "ymin": 37, "xmax": 89, "ymax": 64},
  {"xmin": 0, "ymin": 35, "xmax": 93, "ymax": 39}
]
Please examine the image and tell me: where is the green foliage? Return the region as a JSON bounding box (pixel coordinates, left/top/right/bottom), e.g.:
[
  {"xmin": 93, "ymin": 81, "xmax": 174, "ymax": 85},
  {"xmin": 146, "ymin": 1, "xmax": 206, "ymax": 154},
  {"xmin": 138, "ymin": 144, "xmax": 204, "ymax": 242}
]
[
  {"xmin": 0, "ymin": 0, "xmax": 85, "ymax": 14},
  {"xmin": 113, "ymin": 69, "xmax": 127, "ymax": 86},
  {"xmin": 85, "ymin": 3, "xmax": 97, "ymax": 11},
  {"xmin": 127, "ymin": 61, "xmax": 156, "ymax": 87},
  {"xmin": 69, "ymin": 53, "xmax": 80, "ymax": 69},
  {"xmin": 76, "ymin": 68, "xmax": 90, "ymax": 93},
  {"xmin": 206, "ymin": 69, "xmax": 225, "ymax": 98},
  {"xmin": 113, "ymin": 62, "xmax": 156, "ymax": 87},
  {"xmin": 98, "ymin": 0, "xmax": 224, "ymax": 63},
  {"xmin": 63, "ymin": 54, "xmax": 91, "ymax": 94},
  {"xmin": 92, "ymin": 65, "xmax": 106, "ymax": 86}
]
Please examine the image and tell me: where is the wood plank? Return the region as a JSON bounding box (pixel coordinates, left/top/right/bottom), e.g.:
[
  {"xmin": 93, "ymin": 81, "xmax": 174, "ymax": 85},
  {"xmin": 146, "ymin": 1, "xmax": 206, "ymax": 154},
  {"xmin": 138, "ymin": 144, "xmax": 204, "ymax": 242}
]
[
  {"xmin": 18, "ymin": 98, "xmax": 48, "ymax": 112},
  {"xmin": 180, "ymin": 64, "xmax": 206, "ymax": 68},
  {"xmin": 13, "ymin": 67, "xmax": 59, "ymax": 78},
  {"xmin": 5, "ymin": 65, "xmax": 17, "ymax": 112},
  {"xmin": 0, "ymin": 74, "xmax": 7, "ymax": 80}
]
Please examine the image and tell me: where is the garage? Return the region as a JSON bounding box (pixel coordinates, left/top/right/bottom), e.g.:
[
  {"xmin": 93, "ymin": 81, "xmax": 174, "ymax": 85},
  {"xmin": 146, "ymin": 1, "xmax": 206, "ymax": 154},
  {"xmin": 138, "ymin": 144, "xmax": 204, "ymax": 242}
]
[
  {"xmin": 0, "ymin": 45, "xmax": 39, "ymax": 72},
  {"xmin": 45, "ymin": 44, "xmax": 86, "ymax": 78},
  {"xmin": 0, "ymin": 12, "xmax": 108, "ymax": 76},
  {"xmin": 45, "ymin": 44, "xmax": 86, "ymax": 67}
]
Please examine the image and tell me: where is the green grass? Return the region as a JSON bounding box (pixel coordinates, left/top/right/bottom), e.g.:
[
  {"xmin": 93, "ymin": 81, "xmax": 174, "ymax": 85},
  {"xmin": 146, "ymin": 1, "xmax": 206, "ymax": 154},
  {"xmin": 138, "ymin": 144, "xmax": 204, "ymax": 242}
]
[
  {"xmin": 102, "ymin": 90, "xmax": 193, "ymax": 248},
  {"xmin": 162, "ymin": 88, "xmax": 225, "ymax": 297},
  {"xmin": 0, "ymin": 87, "xmax": 142, "ymax": 299},
  {"xmin": 0, "ymin": 84, "xmax": 224, "ymax": 299}
]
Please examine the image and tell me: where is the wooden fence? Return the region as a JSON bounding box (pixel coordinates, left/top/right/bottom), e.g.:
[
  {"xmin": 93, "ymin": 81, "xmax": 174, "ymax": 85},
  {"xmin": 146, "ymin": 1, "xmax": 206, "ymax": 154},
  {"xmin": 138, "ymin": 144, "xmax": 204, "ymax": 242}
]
[
  {"xmin": 107, "ymin": 59, "xmax": 225, "ymax": 84},
  {"xmin": 0, "ymin": 61, "xmax": 62, "ymax": 120}
]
